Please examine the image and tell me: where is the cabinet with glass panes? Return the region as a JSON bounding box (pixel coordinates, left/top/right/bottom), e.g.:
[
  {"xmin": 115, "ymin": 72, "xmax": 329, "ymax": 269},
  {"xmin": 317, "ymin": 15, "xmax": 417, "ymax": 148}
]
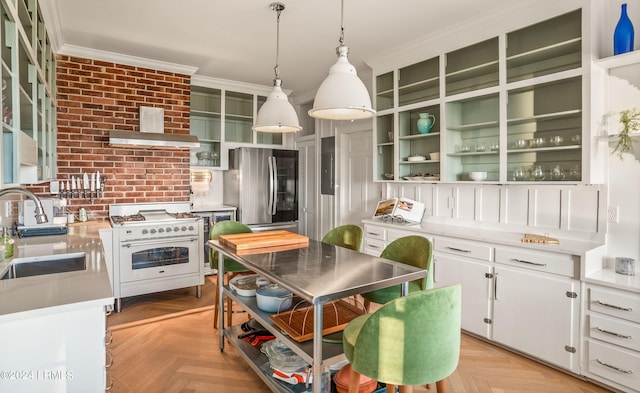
[
  {"xmin": 190, "ymin": 86, "xmax": 222, "ymax": 168},
  {"xmin": 372, "ymin": 8, "xmax": 585, "ymax": 184},
  {"xmin": 1, "ymin": 0, "xmax": 56, "ymax": 186}
]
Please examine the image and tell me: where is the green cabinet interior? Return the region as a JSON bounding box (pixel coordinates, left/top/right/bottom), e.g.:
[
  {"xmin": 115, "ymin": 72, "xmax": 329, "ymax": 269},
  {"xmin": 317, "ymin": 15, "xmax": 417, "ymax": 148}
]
[{"xmin": 374, "ymin": 9, "xmax": 583, "ymax": 183}]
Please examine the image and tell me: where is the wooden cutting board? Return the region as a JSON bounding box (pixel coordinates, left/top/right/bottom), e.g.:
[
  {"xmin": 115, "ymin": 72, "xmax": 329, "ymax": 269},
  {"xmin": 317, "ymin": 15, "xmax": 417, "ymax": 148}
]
[
  {"xmin": 521, "ymin": 233, "xmax": 560, "ymax": 244},
  {"xmin": 218, "ymin": 230, "xmax": 309, "ymax": 253}
]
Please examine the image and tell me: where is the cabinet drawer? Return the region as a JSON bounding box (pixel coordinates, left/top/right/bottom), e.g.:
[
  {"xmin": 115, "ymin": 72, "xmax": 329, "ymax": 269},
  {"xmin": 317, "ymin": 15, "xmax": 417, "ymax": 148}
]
[
  {"xmin": 434, "ymin": 237, "xmax": 493, "ymax": 261},
  {"xmin": 589, "ymin": 314, "xmax": 640, "ymax": 352},
  {"xmin": 364, "ymin": 225, "xmax": 385, "ymax": 241},
  {"xmin": 494, "ymin": 247, "xmax": 578, "ymax": 278},
  {"xmin": 364, "ymin": 238, "xmax": 385, "ymax": 256},
  {"xmin": 588, "ymin": 286, "xmax": 640, "ymax": 324},
  {"xmin": 587, "ymin": 339, "xmax": 640, "ymax": 392}
]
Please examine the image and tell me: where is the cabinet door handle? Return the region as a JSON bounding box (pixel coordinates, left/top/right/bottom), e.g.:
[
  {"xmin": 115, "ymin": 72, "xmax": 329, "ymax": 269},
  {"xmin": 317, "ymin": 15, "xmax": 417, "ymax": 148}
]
[
  {"xmin": 446, "ymin": 246, "xmax": 471, "ymax": 253},
  {"xmin": 595, "ymin": 327, "xmax": 632, "ymax": 339},
  {"xmin": 493, "ymin": 272, "xmax": 499, "ymax": 300},
  {"xmin": 369, "ymin": 244, "xmax": 381, "ymax": 249},
  {"xmin": 512, "ymin": 258, "xmax": 547, "ymax": 267},
  {"xmin": 596, "ymin": 300, "xmax": 633, "ymax": 312},
  {"xmin": 367, "ymin": 232, "xmax": 381, "ymax": 236},
  {"xmin": 596, "ymin": 359, "xmax": 634, "ymax": 374}
]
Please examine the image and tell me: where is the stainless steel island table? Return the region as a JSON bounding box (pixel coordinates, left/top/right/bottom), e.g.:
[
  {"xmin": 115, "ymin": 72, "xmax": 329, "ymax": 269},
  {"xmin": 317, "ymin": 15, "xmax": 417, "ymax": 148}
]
[{"xmin": 208, "ymin": 238, "xmax": 427, "ymax": 393}]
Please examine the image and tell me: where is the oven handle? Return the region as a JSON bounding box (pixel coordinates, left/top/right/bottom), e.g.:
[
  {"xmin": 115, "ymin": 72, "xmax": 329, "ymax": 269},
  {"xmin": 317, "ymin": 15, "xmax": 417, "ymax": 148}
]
[{"xmin": 121, "ymin": 237, "xmax": 199, "ymax": 248}]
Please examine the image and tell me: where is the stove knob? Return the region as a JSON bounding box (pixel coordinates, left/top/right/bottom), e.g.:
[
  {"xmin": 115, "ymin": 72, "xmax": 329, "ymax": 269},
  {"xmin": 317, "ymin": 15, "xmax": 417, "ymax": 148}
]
[
  {"xmin": 166, "ymin": 227, "xmax": 172, "ymax": 232},
  {"xmin": 158, "ymin": 228, "xmax": 165, "ymax": 233},
  {"xmin": 142, "ymin": 229, "xmax": 149, "ymax": 235},
  {"xmin": 174, "ymin": 227, "xmax": 180, "ymax": 232},
  {"xmin": 181, "ymin": 226, "xmax": 187, "ymax": 232},
  {"xmin": 150, "ymin": 229, "xmax": 157, "ymax": 234},
  {"xmin": 188, "ymin": 225, "xmax": 194, "ymax": 231}
]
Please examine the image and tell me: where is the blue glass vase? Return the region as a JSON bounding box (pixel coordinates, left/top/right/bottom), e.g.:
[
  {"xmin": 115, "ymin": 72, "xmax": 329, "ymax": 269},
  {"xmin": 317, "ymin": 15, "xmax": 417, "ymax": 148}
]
[{"xmin": 614, "ymin": 3, "xmax": 635, "ymax": 55}]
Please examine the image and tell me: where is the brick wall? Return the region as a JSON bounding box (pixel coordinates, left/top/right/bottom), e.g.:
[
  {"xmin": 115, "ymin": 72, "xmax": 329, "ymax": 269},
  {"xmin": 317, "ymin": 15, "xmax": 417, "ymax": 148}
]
[{"xmin": 29, "ymin": 55, "xmax": 192, "ymax": 221}]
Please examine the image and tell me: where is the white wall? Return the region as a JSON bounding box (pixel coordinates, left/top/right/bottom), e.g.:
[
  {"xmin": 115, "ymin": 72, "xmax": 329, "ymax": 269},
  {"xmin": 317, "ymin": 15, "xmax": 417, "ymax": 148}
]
[{"xmin": 604, "ymin": 73, "xmax": 640, "ymax": 264}]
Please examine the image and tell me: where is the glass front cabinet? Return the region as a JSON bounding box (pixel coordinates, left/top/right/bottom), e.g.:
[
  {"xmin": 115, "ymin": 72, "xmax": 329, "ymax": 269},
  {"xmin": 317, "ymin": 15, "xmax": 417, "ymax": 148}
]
[
  {"xmin": 373, "ymin": 8, "xmax": 603, "ymax": 184},
  {"xmin": 190, "ymin": 78, "xmax": 290, "ymax": 170},
  {"xmin": 1, "ymin": 0, "xmax": 56, "ymax": 186}
]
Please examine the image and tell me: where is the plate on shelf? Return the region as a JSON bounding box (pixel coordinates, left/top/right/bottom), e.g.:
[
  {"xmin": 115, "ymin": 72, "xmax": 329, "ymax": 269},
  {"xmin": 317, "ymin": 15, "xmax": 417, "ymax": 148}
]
[{"xmin": 406, "ymin": 155, "xmax": 427, "ymax": 162}]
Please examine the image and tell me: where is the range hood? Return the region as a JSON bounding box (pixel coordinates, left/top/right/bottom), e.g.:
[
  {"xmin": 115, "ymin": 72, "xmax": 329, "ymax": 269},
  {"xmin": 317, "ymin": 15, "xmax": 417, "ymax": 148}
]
[
  {"xmin": 108, "ymin": 130, "xmax": 200, "ymax": 149},
  {"xmin": 108, "ymin": 106, "xmax": 200, "ymax": 149}
]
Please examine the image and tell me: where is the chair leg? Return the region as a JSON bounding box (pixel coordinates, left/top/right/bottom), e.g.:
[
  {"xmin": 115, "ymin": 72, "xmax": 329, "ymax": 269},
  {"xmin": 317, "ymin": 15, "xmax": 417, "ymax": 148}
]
[
  {"xmin": 399, "ymin": 386, "xmax": 413, "ymax": 393},
  {"xmin": 435, "ymin": 379, "xmax": 448, "ymax": 393},
  {"xmin": 386, "ymin": 384, "xmax": 397, "ymax": 393},
  {"xmin": 363, "ymin": 298, "xmax": 371, "ymax": 312},
  {"xmin": 348, "ymin": 367, "xmax": 361, "ymax": 393}
]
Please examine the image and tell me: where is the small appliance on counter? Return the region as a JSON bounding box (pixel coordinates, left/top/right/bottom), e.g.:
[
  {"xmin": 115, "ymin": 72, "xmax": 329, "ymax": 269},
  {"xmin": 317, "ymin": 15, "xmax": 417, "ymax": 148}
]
[{"xmin": 17, "ymin": 198, "xmax": 68, "ymax": 237}]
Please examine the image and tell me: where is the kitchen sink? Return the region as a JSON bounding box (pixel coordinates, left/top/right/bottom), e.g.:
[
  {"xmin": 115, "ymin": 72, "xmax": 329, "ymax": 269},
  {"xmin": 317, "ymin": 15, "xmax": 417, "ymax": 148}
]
[{"xmin": 1, "ymin": 252, "xmax": 86, "ymax": 280}]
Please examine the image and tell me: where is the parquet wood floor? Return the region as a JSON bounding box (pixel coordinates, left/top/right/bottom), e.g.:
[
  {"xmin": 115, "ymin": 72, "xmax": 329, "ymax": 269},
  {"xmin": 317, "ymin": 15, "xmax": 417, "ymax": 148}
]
[{"xmin": 107, "ymin": 276, "xmax": 614, "ymax": 393}]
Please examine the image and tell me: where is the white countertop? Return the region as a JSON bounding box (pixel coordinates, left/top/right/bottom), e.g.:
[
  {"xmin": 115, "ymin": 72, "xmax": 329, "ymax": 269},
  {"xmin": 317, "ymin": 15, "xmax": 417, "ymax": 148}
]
[
  {"xmin": 362, "ymin": 219, "xmax": 604, "ymax": 255},
  {"xmin": 0, "ymin": 221, "xmax": 114, "ymax": 322},
  {"xmin": 191, "ymin": 204, "xmax": 237, "ymax": 213}
]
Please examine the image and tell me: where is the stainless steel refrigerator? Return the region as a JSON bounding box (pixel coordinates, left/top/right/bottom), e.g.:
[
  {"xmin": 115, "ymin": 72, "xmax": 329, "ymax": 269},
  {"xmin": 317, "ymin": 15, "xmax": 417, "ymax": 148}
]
[{"xmin": 223, "ymin": 147, "xmax": 298, "ymax": 232}]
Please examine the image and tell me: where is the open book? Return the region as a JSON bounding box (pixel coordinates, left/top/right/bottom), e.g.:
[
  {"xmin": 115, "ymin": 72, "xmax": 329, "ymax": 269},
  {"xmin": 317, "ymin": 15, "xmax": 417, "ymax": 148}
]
[{"xmin": 373, "ymin": 197, "xmax": 426, "ymax": 224}]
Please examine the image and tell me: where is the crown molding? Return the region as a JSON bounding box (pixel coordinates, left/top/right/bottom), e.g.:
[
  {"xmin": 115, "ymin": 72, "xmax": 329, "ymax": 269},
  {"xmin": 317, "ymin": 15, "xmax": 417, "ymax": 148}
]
[
  {"xmin": 57, "ymin": 44, "xmax": 199, "ymax": 75},
  {"xmin": 191, "ymin": 75, "xmax": 286, "ymax": 96}
]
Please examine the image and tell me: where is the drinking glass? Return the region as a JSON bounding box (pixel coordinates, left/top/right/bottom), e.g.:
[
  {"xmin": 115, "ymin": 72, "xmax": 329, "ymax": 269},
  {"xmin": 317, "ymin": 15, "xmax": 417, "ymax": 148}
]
[
  {"xmin": 533, "ymin": 137, "xmax": 546, "ymax": 148},
  {"xmin": 571, "ymin": 134, "xmax": 582, "ymax": 145},
  {"xmin": 513, "ymin": 167, "xmax": 526, "ymax": 181},
  {"xmin": 489, "ymin": 141, "xmax": 499, "ymax": 151},
  {"xmin": 550, "ymin": 136, "xmax": 563, "ymax": 146},
  {"xmin": 475, "ymin": 142, "xmax": 486, "ymax": 152},
  {"xmin": 532, "ymin": 165, "xmax": 545, "ymax": 181},
  {"xmin": 550, "ymin": 165, "xmax": 565, "ymax": 181}
]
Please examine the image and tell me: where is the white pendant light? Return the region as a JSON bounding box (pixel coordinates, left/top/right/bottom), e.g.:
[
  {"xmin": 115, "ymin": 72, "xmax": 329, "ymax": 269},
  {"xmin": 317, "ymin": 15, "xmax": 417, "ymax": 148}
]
[
  {"xmin": 308, "ymin": 0, "xmax": 375, "ymax": 121},
  {"xmin": 253, "ymin": 3, "xmax": 302, "ymax": 133}
]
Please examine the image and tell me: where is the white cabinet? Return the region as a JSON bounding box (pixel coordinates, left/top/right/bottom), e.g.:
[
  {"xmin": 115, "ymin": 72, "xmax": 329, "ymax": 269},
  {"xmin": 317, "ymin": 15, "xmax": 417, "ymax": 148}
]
[
  {"xmin": 584, "ymin": 284, "xmax": 640, "ymax": 392},
  {"xmin": 432, "ymin": 235, "xmax": 580, "ymax": 373},
  {"xmin": 434, "ymin": 251, "xmax": 493, "ymax": 338},
  {"xmin": 492, "ymin": 265, "xmax": 580, "ymax": 372},
  {"xmin": 362, "ymin": 222, "xmax": 431, "ymax": 257},
  {"xmin": 372, "ymin": 8, "xmax": 599, "ymax": 184},
  {"xmin": 190, "ymin": 77, "xmax": 294, "ymax": 170},
  {"xmin": 1, "ymin": 0, "xmax": 56, "ymax": 186},
  {"xmin": 0, "ymin": 304, "xmax": 109, "ymax": 392}
]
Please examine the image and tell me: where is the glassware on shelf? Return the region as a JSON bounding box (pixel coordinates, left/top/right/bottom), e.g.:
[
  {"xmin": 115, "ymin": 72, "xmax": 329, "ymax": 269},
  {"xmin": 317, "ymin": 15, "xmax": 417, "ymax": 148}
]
[
  {"xmin": 475, "ymin": 142, "xmax": 487, "ymax": 152},
  {"xmin": 489, "ymin": 141, "xmax": 499, "ymax": 151},
  {"xmin": 571, "ymin": 134, "xmax": 581, "ymax": 145},
  {"xmin": 549, "ymin": 136, "xmax": 564, "ymax": 146},
  {"xmin": 513, "ymin": 167, "xmax": 527, "ymax": 181},
  {"xmin": 514, "ymin": 139, "xmax": 528, "ymax": 149},
  {"xmin": 532, "ymin": 165, "xmax": 545, "ymax": 181},
  {"xmin": 532, "ymin": 137, "xmax": 546, "ymax": 148},
  {"xmin": 388, "ymin": 132, "xmax": 393, "ymax": 142},
  {"xmin": 550, "ymin": 165, "xmax": 565, "ymax": 181},
  {"xmin": 569, "ymin": 165, "xmax": 581, "ymax": 181},
  {"xmin": 457, "ymin": 143, "xmax": 471, "ymax": 153}
]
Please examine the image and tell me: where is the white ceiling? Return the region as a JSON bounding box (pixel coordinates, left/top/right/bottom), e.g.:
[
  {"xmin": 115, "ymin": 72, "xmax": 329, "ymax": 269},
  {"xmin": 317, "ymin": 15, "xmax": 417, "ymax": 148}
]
[{"xmin": 45, "ymin": 0, "xmax": 519, "ymax": 99}]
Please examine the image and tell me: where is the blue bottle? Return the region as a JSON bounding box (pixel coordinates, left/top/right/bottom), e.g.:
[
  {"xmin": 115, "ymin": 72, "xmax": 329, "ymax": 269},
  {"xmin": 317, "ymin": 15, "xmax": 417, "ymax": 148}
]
[{"xmin": 614, "ymin": 3, "xmax": 635, "ymax": 55}]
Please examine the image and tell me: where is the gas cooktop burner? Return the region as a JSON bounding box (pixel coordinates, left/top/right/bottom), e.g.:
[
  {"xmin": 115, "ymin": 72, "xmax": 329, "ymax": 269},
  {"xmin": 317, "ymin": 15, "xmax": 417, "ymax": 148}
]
[
  {"xmin": 110, "ymin": 214, "xmax": 145, "ymax": 225},
  {"xmin": 110, "ymin": 210, "xmax": 200, "ymax": 226}
]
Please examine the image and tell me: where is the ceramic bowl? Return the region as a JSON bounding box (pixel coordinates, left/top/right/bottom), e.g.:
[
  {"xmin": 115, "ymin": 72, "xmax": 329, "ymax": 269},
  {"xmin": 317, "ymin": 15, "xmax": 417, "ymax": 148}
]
[
  {"xmin": 407, "ymin": 155, "xmax": 427, "ymax": 162},
  {"xmin": 429, "ymin": 152, "xmax": 440, "ymax": 161},
  {"xmin": 469, "ymin": 171, "xmax": 488, "ymax": 181}
]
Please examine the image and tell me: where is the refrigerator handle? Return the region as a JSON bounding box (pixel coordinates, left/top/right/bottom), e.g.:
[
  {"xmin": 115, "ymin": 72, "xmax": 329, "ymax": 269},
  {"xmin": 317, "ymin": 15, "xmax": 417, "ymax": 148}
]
[
  {"xmin": 271, "ymin": 156, "xmax": 278, "ymax": 215},
  {"xmin": 268, "ymin": 156, "xmax": 276, "ymax": 215}
]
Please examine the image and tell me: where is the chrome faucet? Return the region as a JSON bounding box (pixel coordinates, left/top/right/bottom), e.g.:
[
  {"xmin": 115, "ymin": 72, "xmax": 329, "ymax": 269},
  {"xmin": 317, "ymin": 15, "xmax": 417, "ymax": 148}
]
[{"xmin": 0, "ymin": 187, "xmax": 48, "ymax": 224}]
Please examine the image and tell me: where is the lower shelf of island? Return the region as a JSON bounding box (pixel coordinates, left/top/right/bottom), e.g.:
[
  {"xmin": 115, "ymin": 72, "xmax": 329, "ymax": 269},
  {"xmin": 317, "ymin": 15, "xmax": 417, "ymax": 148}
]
[{"xmin": 222, "ymin": 286, "xmax": 347, "ymax": 372}]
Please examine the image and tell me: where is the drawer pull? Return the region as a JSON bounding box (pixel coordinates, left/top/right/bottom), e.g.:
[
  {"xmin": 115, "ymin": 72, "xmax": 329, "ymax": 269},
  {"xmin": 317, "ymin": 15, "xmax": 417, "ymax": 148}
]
[
  {"xmin": 596, "ymin": 359, "xmax": 634, "ymax": 374},
  {"xmin": 369, "ymin": 244, "xmax": 380, "ymax": 249},
  {"xmin": 446, "ymin": 246, "xmax": 471, "ymax": 253},
  {"xmin": 595, "ymin": 327, "xmax": 632, "ymax": 339},
  {"xmin": 367, "ymin": 232, "xmax": 382, "ymax": 236},
  {"xmin": 596, "ymin": 300, "xmax": 633, "ymax": 312},
  {"xmin": 513, "ymin": 258, "xmax": 547, "ymax": 267}
]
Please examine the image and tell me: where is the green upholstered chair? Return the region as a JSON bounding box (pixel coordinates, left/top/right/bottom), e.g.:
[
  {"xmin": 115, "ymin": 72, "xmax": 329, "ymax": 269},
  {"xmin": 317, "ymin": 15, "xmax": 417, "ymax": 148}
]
[
  {"xmin": 361, "ymin": 235, "xmax": 433, "ymax": 311},
  {"xmin": 343, "ymin": 284, "xmax": 462, "ymax": 393},
  {"xmin": 321, "ymin": 224, "xmax": 364, "ymax": 252},
  {"xmin": 209, "ymin": 220, "xmax": 253, "ymax": 329}
]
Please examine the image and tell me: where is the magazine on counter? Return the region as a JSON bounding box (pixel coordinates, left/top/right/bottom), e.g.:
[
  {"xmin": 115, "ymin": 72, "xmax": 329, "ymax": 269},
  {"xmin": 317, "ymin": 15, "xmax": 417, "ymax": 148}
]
[{"xmin": 373, "ymin": 197, "xmax": 425, "ymax": 224}]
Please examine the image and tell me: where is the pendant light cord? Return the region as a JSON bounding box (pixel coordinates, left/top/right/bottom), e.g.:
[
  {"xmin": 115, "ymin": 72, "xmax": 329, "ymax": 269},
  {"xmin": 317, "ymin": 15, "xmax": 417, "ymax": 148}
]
[
  {"xmin": 274, "ymin": 6, "xmax": 281, "ymax": 80},
  {"xmin": 339, "ymin": 0, "xmax": 345, "ymax": 46}
]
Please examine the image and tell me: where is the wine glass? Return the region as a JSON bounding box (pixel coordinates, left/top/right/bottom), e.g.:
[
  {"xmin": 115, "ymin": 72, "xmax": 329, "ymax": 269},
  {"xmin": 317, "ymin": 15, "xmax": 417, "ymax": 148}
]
[{"xmin": 550, "ymin": 165, "xmax": 565, "ymax": 181}]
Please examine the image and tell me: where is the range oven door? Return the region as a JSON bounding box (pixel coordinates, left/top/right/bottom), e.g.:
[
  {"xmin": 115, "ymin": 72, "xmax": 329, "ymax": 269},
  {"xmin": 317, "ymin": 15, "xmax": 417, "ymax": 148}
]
[{"xmin": 119, "ymin": 236, "xmax": 200, "ymax": 282}]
